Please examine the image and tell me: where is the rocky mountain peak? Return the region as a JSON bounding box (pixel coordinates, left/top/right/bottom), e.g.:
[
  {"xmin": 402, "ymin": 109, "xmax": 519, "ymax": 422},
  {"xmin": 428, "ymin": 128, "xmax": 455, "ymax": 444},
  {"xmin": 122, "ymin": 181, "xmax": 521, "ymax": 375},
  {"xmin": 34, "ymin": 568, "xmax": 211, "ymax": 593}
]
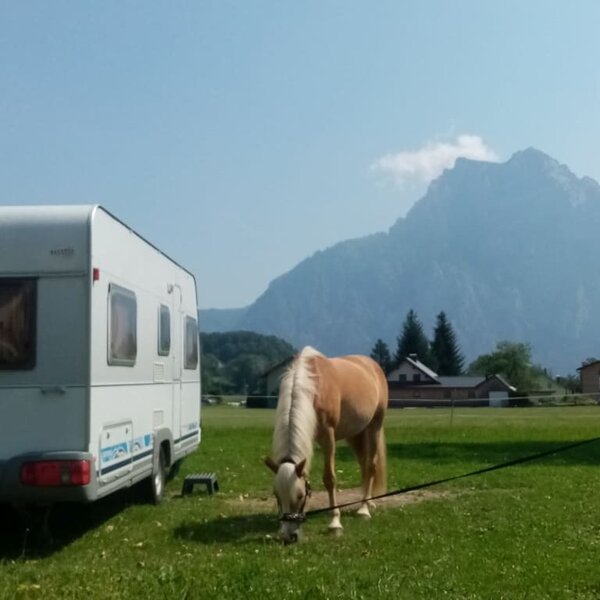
[{"xmin": 202, "ymin": 148, "xmax": 600, "ymax": 374}]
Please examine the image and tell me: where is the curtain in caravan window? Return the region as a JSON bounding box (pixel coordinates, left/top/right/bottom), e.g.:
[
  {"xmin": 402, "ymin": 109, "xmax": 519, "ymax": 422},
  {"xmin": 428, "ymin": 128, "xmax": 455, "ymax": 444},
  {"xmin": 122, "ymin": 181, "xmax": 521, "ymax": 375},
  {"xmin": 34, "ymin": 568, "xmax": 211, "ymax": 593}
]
[
  {"xmin": 184, "ymin": 316, "xmax": 198, "ymax": 370},
  {"xmin": 158, "ymin": 304, "xmax": 171, "ymax": 356},
  {"xmin": 109, "ymin": 284, "xmax": 137, "ymax": 366},
  {"xmin": 0, "ymin": 279, "xmax": 36, "ymax": 370}
]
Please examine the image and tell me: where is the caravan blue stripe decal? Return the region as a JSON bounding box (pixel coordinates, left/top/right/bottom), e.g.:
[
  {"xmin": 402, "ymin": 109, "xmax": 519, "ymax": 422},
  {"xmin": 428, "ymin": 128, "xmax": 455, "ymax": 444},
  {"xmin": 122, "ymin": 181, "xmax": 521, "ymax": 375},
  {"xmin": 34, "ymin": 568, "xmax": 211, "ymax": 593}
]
[
  {"xmin": 99, "ymin": 449, "xmax": 153, "ymax": 475},
  {"xmin": 99, "ymin": 429, "xmax": 199, "ymax": 475},
  {"xmin": 175, "ymin": 430, "xmax": 199, "ymax": 445},
  {"xmin": 133, "ymin": 449, "xmax": 153, "ymax": 462}
]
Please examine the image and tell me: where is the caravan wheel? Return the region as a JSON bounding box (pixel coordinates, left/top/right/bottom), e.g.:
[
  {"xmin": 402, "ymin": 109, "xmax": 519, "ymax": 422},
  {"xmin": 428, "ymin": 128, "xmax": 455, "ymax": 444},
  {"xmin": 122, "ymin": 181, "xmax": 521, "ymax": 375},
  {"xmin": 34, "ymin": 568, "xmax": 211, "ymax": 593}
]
[{"xmin": 146, "ymin": 447, "xmax": 167, "ymax": 504}]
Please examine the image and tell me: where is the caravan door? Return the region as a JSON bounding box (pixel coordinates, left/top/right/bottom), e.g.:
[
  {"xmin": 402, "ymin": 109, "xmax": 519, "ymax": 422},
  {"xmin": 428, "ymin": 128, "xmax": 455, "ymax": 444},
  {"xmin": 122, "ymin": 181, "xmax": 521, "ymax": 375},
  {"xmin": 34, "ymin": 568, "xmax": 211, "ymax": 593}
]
[{"xmin": 170, "ymin": 289, "xmax": 183, "ymax": 442}]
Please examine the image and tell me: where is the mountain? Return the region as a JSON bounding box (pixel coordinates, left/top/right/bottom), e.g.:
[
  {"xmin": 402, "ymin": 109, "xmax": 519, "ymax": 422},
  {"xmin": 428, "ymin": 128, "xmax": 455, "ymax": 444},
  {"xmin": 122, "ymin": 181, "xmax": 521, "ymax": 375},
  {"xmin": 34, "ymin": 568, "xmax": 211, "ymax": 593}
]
[
  {"xmin": 199, "ymin": 307, "xmax": 248, "ymax": 333},
  {"xmin": 201, "ymin": 148, "xmax": 600, "ymax": 374}
]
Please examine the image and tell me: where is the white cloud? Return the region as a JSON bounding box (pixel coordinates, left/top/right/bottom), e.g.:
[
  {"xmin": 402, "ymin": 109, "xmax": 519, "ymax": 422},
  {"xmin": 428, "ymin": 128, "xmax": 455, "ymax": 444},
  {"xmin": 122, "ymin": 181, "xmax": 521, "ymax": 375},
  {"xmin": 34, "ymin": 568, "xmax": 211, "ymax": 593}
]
[{"xmin": 371, "ymin": 134, "xmax": 499, "ymax": 187}]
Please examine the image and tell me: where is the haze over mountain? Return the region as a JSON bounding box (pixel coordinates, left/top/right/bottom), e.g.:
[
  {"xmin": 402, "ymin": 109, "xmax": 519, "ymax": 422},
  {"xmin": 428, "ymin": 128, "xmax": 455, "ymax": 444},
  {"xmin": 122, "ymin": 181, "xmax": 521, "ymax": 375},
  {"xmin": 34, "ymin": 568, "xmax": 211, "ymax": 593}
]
[{"xmin": 201, "ymin": 148, "xmax": 600, "ymax": 374}]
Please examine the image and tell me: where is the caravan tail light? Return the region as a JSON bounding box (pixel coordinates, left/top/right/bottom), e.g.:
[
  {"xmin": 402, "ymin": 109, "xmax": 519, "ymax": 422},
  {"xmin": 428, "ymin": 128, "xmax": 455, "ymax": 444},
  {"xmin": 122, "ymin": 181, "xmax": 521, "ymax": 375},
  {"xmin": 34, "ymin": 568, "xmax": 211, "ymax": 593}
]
[{"xmin": 20, "ymin": 460, "xmax": 91, "ymax": 487}]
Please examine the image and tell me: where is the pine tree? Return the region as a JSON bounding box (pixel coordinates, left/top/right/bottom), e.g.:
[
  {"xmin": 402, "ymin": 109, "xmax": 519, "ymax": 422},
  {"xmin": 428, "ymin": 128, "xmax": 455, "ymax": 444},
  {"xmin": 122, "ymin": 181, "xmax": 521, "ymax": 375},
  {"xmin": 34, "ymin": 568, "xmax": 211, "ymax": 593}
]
[
  {"xmin": 431, "ymin": 311, "xmax": 464, "ymax": 375},
  {"xmin": 370, "ymin": 338, "xmax": 392, "ymax": 374},
  {"xmin": 394, "ymin": 309, "xmax": 433, "ymax": 368}
]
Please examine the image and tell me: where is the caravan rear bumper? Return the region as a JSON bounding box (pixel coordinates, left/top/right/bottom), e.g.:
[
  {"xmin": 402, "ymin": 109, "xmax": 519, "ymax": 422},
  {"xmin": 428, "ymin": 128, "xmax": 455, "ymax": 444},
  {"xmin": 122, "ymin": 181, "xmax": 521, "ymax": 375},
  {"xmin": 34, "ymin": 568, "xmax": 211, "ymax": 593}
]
[{"xmin": 0, "ymin": 451, "xmax": 98, "ymax": 504}]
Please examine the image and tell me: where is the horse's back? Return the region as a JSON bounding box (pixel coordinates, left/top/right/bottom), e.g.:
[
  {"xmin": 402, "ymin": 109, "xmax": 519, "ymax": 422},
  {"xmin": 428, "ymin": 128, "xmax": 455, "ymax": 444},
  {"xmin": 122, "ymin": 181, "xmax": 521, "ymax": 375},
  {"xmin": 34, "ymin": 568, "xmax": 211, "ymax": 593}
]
[
  {"xmin": 337, "ymin": 354, "xmax": 387, "ymax": 400},
  {"xmin": 303, "ymin": 349, "xmax": 387, "ymax": 440}
]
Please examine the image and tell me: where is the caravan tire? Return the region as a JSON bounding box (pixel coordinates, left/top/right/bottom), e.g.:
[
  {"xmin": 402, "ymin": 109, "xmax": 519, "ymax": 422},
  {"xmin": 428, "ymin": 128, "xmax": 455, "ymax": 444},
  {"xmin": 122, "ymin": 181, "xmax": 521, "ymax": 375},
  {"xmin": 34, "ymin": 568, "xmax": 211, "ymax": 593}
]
[
  {"xmin": 166, "ymin": 458, "xmax": 183, "ymax": 482},
  {"xmin": 146, "ymin": 447, "xmax": 167, "ymax": 505}
]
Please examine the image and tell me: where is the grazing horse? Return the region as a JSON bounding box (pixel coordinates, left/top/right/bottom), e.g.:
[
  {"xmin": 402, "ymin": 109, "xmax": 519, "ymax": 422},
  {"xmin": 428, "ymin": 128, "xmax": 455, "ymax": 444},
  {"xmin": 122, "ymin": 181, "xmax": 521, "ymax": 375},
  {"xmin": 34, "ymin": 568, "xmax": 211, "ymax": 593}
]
[{"xmin": 265, "ymin": 346, "xmax": 388, "ymax": 543}]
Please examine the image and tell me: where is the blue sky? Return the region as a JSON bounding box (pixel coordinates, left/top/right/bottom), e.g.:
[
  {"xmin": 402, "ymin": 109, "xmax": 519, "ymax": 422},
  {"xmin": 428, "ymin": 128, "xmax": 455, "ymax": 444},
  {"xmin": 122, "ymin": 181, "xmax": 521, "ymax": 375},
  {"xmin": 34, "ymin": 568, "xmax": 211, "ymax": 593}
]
[{"xmin": 1, "ymin": 2, "xmax": 599, "ymax": 308}]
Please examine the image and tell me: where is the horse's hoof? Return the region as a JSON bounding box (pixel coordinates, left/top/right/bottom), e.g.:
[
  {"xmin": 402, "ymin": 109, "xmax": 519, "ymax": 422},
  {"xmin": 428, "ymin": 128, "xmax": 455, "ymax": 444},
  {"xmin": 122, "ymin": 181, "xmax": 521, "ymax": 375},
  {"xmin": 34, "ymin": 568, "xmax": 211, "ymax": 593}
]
[
  {"xmin": 283, "ymin": 533, "xmax": 300, "ymax": 545},
  {"xmin": 356, "ymin": 505, "xmax": 372, "ymax": 519},
  {"xmin": 328, "ymin": 526, "xmax": 343, "ymax": 537}
]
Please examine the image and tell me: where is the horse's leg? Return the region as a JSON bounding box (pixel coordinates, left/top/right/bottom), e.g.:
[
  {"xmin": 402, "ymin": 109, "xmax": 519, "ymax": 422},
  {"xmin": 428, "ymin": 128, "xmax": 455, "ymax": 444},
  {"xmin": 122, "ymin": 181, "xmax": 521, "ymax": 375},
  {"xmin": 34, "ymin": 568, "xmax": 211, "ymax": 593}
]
[
  {"xmin": 355, "ymin": 428, "xmax": 373, "ymax": 518},
  {"xmin": 357, "ymin": 419, "xmax": 382, "ymax": 518},
  {"xmin": 320, "ymin": 427, "xmax": 342, "ymax": 532},
  {"xmin": 347, "ymin": 432, "xmax": 370, "ymax": 517}
]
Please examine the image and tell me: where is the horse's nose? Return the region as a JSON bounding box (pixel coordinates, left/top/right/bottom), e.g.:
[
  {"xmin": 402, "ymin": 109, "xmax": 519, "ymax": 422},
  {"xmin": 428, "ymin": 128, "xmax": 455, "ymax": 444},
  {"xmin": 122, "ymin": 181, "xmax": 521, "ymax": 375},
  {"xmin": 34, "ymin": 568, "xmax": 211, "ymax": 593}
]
[{"xmin": 284, "ymin": 532, "xmax": 299, "ymax": 545}]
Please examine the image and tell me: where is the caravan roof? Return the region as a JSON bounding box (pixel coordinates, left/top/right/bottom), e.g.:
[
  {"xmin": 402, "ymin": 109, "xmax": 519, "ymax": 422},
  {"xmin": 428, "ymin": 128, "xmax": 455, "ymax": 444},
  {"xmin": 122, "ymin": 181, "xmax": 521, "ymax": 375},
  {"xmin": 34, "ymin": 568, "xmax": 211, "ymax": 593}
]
[{"xmin": 0, "ymin": 205, "xmax": 195, "ymax": 279}]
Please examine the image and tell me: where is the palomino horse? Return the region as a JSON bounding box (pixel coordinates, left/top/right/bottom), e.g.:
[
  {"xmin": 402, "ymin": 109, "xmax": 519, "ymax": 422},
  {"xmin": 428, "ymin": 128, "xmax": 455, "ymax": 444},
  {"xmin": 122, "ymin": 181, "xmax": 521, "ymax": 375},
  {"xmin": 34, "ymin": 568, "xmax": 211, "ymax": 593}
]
[{"xmin": 265, "ymin": 346, "xmax": 388, "ymax": 543}]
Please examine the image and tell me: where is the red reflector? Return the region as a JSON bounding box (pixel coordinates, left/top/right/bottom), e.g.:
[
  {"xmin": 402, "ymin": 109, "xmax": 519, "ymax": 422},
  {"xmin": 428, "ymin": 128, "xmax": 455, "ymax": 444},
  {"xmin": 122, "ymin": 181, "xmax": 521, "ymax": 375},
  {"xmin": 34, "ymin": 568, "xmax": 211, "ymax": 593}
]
[
  {"xmin": 21, "ymin": 460, "xmax": 91, "ymax": 487},
  {"xmin": 93, "ymin": 267, "xmax": 100, "ymax": 282},
  {"xmin": 21, "ymin": 461, "xmax": 62, "ymax": 486},
  {"xmin": 70, "ymin": 460, "xmax": 91, "ymax": 486}
]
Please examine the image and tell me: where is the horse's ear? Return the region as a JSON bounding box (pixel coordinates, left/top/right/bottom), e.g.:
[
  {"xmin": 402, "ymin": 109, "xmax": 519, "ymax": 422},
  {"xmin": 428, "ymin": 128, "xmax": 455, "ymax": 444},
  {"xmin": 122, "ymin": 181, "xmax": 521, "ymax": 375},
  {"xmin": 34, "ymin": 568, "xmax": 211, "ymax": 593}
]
[
  {"xmin": 264, "ymin": 456, "xmax": 278, "ymax": 473},
  {"xmin": 295, "ymin": 458, "xmax": 307, "ymax": 478}
]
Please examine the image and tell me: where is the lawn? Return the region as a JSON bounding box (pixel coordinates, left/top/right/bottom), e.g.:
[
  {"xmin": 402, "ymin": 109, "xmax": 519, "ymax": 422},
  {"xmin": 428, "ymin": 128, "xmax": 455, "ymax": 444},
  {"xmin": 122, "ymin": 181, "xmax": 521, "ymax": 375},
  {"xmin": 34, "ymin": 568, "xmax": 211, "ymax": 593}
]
[{"xmin": 2, "ymin": 405, "xmax": 600, "ymax": 599}]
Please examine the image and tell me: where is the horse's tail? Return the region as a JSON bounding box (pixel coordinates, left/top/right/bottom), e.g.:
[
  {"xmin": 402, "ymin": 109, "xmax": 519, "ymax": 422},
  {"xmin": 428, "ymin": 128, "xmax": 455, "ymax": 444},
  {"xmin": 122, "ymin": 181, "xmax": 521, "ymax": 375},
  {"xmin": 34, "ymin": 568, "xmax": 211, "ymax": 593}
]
[
  {"xmin": 373, "ymin": 359, "xmax": 388, "ymax": 496},
  {"xmin": 373, "ymin": 426, "xmax": 387, "ymax": 496}
]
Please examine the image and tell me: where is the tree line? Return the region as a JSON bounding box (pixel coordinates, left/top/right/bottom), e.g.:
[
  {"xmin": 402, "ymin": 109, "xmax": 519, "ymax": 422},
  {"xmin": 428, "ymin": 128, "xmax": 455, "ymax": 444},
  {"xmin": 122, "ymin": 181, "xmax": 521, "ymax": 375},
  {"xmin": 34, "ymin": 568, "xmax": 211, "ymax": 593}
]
[
  {"xmin": 201, "ymin": 316, "xmax": 578, "ymax": 396},
  {"xmin": 370, "ymin": 310, "xmax": 464, "ymax": 376},
  {"xmin": 369, "ymin": 309, "xmax": 565, "ymax": 392},
  {"xmin": 201, "ymin": 331, "xmax": 296, "ymax": 396}
]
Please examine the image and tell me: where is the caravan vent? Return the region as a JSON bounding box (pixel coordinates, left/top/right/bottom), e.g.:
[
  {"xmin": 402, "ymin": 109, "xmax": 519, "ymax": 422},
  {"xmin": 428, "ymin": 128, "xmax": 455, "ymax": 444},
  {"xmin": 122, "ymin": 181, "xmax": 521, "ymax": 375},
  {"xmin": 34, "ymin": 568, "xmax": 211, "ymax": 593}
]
[
  {"xmin": 153, "ymin": 362, "xmax": 166, "ymax": 382},
  {"xmin": 153, "ymin": 410, "xmax": 164, "ymax": 428}
]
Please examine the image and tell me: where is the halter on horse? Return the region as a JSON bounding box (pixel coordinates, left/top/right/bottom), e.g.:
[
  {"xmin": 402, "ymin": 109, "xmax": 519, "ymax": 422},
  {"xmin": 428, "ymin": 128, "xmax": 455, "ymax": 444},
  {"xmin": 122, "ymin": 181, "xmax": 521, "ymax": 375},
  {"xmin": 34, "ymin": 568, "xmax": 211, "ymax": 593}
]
[{"xmin": 265, "ymin": 346, "xmax": 388, "ymax": 543}]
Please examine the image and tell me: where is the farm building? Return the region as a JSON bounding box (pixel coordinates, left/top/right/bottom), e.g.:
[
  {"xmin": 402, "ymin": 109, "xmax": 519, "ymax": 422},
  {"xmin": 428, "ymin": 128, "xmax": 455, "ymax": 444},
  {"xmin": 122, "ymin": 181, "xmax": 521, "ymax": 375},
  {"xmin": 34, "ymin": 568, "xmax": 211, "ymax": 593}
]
[
  {"xmin": 387, "ymin": 354, "xmax": 516, "ymax": 407},
  {"xmin": 264, "ymin": 356, "xmax": 294, "ymax": 397},
  {"xmin": 247, "ymin": 356, "xmax": 294, "ymax": 408},
  {"xmin": 577, "ymin": 360, "xmax": 600, "ymax": 395},
  {"xmin": 256, "ymin": 352, "xmax": 516, "ymax": 409}
]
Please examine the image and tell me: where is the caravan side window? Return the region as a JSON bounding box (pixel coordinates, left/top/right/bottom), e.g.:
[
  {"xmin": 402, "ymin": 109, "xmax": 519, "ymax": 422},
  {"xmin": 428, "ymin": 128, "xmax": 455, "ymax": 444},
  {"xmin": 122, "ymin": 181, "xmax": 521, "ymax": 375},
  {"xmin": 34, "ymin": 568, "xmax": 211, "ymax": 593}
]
[
  {"xmin": 0, "ymin": 278, "xmax": 36, "ymax": 370},
  {"xmin": 158, "ymin": 304, "xmax": 171, "ymax": 356},
  {"xmin": 108, "ymin": 284, "xmax": 137, "ymax": 366},
  {"xmin": 184, "ymin": 316, "xmax": 198, "ymax": 370}
]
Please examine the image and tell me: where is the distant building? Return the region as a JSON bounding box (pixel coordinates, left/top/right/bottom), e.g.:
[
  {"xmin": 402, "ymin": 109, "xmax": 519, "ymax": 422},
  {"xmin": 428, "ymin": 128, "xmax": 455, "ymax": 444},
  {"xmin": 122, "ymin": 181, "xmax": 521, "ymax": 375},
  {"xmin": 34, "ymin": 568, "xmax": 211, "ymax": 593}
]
[
  {"xmin": 247, "ymin": 355, "xmax": 295, "ymax": 408},
  {"xmin": 256, "ymin": 352, "xmax": 517, "ymax": 409},
  {"xmin": 577, "ymin": 360, "xmax": 600, "ymax": 395},
  {"xmin": 263, "ymin": 356, "xmax": 294, "ymax": 397},
  {"xmin": 387, "ymin": 354, "xmax": 516, "ymax": 407}
]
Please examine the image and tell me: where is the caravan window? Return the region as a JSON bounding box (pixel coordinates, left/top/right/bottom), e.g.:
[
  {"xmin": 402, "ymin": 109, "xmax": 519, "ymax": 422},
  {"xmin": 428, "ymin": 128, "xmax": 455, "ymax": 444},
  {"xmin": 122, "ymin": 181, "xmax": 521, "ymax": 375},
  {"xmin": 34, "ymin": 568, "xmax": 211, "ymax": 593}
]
[
  {"xmin": 0, "ymin": 279, "xmax": 36, "ymax": 370},
  {"xmin": 158, "ymin": 304, "xmax": 171, "ymax": 356},
  {"xmin": 184, "ymin": 316, "xmax": 198, "ymax": 370},
  {"xmin": 108, "ymin": 284, "xmax": 137, "ymax": 366}
]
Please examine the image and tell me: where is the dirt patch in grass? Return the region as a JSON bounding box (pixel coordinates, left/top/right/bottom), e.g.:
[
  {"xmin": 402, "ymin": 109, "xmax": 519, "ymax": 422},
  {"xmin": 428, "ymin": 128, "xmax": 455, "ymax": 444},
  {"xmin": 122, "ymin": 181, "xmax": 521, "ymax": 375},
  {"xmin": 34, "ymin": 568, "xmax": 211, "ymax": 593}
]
[{"xmin": 228, "ymin": 487, "xmax": 453, "ymax": 514}]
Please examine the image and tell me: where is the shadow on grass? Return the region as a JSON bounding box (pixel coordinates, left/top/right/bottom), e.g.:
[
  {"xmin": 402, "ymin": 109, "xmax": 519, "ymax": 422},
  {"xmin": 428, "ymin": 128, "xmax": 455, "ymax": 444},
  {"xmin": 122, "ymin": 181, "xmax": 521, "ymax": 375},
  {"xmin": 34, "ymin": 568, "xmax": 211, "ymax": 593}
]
[
  {"xmin": 0, "ymin": 487, "xmax": 138, "ymax": 560},
  {"xmin": 391, "ymin": 439, "xmax": 600, "ymax": 466},
  {"xmin": 174, "ymin": 513, "xmax": 276, "ymax": 546},
  {"xmin": 334, "ymin": 438, "xmax": 600, "ymax": 467}
]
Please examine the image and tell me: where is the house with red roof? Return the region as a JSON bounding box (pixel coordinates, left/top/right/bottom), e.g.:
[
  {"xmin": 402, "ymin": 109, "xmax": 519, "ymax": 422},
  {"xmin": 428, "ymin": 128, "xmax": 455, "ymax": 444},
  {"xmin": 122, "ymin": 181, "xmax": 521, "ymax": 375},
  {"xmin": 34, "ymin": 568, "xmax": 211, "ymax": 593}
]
[{"xmin": 387, "ymin": 354, "xmax": 516, "ymax": 407}]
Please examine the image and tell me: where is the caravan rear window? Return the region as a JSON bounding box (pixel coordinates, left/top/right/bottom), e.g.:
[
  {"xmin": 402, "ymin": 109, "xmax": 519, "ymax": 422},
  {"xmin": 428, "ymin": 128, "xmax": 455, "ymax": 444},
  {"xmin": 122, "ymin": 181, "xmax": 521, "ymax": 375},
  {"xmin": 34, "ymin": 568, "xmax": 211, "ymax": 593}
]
[
  {"xmin": 158, "ymin": 304, "xmax": 171, "ymax": 356},
  {"xmin": 108, "ymin": 284, "xmax": 137, "ymax": 366},
  {"xmin": 0, "ymin": 279, "xmax": 36, "ymax": 370},
  {"xmin": 184, "ymin": 316, "xmax": 198, "ymax": 370}
]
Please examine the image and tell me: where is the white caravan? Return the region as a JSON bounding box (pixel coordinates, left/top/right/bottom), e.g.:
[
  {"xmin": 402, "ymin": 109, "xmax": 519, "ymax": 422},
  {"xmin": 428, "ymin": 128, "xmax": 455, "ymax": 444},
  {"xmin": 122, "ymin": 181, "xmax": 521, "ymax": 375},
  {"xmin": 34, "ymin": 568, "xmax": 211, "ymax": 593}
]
[{"xmin": 0, "ymin": 205, "xmax": 201, "ymax": 505}]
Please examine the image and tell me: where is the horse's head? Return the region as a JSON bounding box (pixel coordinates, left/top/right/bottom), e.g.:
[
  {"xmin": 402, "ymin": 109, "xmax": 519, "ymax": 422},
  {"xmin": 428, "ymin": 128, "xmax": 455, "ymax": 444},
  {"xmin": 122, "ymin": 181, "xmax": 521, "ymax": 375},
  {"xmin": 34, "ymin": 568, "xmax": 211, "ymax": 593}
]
[{"xmin": 265, "ymin": 456, "xmax": 311, "ymax": 544}]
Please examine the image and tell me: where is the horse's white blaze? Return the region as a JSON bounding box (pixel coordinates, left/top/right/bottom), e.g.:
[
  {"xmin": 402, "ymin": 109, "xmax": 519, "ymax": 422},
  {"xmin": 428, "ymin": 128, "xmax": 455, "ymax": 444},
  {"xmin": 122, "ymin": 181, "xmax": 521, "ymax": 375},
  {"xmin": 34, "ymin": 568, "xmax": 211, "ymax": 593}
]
[
  {"xmin": 273, "ymin": 462, "xmax": 306, "ymax": 541},
  {"xmin": 273, "ymin": 463, "xmax": 303, "ymax": 509}
]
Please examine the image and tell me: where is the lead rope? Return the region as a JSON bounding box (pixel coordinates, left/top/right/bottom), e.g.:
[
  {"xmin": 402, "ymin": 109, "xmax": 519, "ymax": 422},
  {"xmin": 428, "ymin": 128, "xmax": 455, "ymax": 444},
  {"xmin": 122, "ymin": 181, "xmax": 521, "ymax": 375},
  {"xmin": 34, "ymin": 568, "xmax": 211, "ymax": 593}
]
[{"xmin": 303, "ymin": 435, "xmax": 600, "ymax": 519}]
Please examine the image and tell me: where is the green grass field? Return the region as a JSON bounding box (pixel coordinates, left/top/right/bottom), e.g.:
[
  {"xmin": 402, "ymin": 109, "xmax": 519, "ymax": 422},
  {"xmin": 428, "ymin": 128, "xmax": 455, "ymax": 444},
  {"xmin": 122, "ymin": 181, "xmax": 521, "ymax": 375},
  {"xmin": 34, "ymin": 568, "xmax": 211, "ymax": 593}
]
[{"xmin": 3, "ymin": 406, "xmax": 600, "ymax": 599}]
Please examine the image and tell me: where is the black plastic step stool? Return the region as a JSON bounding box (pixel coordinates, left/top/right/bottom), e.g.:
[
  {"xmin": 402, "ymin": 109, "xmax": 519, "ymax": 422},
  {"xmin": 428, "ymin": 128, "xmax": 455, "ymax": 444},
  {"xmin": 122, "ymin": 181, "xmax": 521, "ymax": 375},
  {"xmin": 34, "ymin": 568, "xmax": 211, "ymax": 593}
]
[{"xmin": 182, "ymin": 472, "xmax": 219, "ymax": 496}]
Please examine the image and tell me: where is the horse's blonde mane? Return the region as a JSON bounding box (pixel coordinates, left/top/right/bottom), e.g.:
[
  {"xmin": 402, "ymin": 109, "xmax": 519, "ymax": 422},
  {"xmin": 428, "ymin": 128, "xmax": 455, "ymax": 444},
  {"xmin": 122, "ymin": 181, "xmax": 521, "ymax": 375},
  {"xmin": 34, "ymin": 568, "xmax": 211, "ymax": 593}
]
[{"xmin": 271, "ymin": 346, "xmax": 322, "ymax": 471}]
